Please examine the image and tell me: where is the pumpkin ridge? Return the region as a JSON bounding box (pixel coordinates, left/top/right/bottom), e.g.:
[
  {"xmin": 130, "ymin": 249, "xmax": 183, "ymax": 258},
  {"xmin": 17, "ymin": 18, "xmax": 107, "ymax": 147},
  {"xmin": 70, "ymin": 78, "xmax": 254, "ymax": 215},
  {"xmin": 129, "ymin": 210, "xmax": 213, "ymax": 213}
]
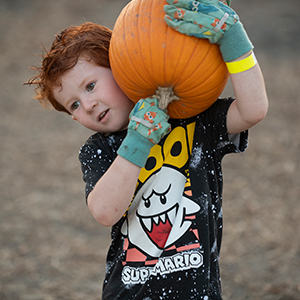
[
  {"xmin": 147, "ymin": 0, "xmax": 157, "ymax": 88},
  {"xmin": 110, "ymin": 53, "xmax": 140, "ymax": 90},
  {"xmin": 110, "ymin": 3, "xmax": 146, "ymax": 88},
  {"xmin": 195, "ymin": 60, "xmax": 228, "ymax": 94},
  {"xmin": 166, "ymin": 27, "xmax": 185, "ymax": 87},
  {"xmin": 170, "ymin": 34, "xmax": 199, "ymax": 87},
  {"xmin": 179, "ymin": 63, "xmax": 228, "ymax": 99},
  {"xmin": 123, "ymin": 1, "xmax": 153, "ymax": 88},
  {"xmin": 177, "ymin": 54, "xmax": 225, "ymax": 93},
  {"xmin": 176, "ymin": 41, "xmax": 215, "ymax": 89},
  {"xmin": 149, "ymin": 0, "xmax": 167, "ymax": 87},
  {"xmin": 109, "ymin": 5, "xmax": 140, "ymax": 89},
  {"xmin": 161, "ymin": 0, "xmax": 166, "ymax": 86}
]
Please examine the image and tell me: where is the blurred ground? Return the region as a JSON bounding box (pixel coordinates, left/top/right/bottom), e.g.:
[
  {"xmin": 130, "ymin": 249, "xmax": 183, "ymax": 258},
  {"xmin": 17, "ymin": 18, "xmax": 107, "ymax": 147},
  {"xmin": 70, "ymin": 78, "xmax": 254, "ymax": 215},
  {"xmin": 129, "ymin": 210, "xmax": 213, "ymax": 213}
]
[{"xmin": 0, "ymin": 0, "xmax": 299, "ymax": 299}]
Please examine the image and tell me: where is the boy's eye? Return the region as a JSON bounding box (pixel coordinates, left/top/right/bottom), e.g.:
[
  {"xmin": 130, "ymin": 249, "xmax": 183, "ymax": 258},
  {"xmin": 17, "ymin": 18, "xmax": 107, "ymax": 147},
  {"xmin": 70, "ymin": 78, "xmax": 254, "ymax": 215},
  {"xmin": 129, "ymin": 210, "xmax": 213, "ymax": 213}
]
[
  {"xmin": 71, "ymin": 101, "xmax": 80, "ymax": 110},
  {"xmin": 86, "ymin": 82, "xmax": 95, "ymax": 92}
]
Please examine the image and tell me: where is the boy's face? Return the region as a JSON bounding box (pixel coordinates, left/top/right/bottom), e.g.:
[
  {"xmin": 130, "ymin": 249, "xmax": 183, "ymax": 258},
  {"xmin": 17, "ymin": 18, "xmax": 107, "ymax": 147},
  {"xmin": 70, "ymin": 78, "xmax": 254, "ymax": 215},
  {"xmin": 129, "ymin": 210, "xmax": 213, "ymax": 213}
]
[{"xmin": 52, "ymin": 56, "xmax": 134, "ymax": 133}]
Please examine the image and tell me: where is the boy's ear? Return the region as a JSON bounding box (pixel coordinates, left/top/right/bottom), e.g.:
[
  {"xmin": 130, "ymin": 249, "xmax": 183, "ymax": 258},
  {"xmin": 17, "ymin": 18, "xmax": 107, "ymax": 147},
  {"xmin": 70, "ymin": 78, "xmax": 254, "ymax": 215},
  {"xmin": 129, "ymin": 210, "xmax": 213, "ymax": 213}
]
[{"xmin": 72, "ymin": 116, "xmax": 77, "ymax": 121}]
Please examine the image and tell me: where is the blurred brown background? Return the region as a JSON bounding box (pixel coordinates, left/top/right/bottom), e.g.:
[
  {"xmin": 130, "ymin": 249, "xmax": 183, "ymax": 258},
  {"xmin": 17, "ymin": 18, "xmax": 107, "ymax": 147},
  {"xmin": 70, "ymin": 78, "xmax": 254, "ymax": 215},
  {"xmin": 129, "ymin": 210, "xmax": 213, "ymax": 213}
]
[{"xmin": 1, "ymin": 0, "xmax": 299, "ymax": 299}]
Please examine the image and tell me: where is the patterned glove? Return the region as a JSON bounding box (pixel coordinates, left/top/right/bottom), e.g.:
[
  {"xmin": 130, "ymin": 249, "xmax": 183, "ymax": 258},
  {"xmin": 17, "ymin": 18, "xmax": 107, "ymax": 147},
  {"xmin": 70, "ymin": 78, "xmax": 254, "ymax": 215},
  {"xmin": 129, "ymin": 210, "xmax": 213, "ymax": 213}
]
[
  {"xmin": 117, "ymin": 98, "xmax": 171, "ymax": 167},
  {"xmin": 164, "ymin": 0, "xmax": 253, "ymax": 62}
]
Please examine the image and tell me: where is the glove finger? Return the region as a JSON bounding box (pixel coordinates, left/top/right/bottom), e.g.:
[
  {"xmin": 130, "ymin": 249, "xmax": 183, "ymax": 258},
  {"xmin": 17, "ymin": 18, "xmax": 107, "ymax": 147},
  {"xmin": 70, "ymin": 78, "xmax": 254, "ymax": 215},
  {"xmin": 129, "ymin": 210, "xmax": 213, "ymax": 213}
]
[
  {"xmin": 147, "ymin": 120, "xmax": 171, "ymax": 144},
  {"xmin": 164, "ymin": 2, "xmax": 219, "ymax": 17},
  {"xmin": 132, "ymin": 115, "xmax": 171, "ymax": 144},
  {"xmin": 131, "ymin": 99, "xmax": 146, "ymax": 115},
  {"xmin": 165, "ymin": 0, "xmax": 191, "ymax": 6},
  {"xmin": 143, "ymin": 97, "xmax": 170, "ymax": 116},
  {"xmin": 198, "ymin": 0, "xmax": 220, "ymax": 5},
  {"xmin": 167, "ymin": 5, "xmax": 236, "ymax": 35},
  {"xmin": 165, "ymin": 8, "xmax": 229, "ymax": 36},
  {"xmin": 165, "ymin": 1, "xmax": 238, "ymax": 21},
  {"xmin": 130, "ymin": 98, "xmax": 169, "ymax": 127},
  {"xmin": 143, "ymin": 97, "xmax": 159, "ymax": 106},
  {"xmin": 131, "ymin": 98, "xmax": 158, "ymax": 118},
  {"xmin": 218, "ymin": 2, "xmax": 238, "ymax": 19},
  {"xmin": 141, "ymin": 98, "xmax": 168, "ymax": 122},
  {"xmin": 166, "ymin": 0, "xmax": 221, "ymax": 9},
  {"xmin": 180, "ymin": 0, "xmax": 229, "ymax": 6},
  {"xmin": 164, "ymin": 5, "xmax": 187, "ymax": 20},
  {"xmin": 184, "ymin": 8, "xmax": 236, "ymax": 30},
  {"xmin": 165, "ymin": 16, "xmax": 221, "ymax": 42},
  {"xmin": 166, "ymin": 0, "xmax": 231, "ymax": 8},
  {"xmin": 165, "ymin": 3, "xmax": 227, "ymax": 22},
  {"xmin": 198, "ymin": 0, "xmax": 231, "ymax": 7},
  {"xmin": 165, "ymin": 0, "xmax": 199, "ymax": 11}
]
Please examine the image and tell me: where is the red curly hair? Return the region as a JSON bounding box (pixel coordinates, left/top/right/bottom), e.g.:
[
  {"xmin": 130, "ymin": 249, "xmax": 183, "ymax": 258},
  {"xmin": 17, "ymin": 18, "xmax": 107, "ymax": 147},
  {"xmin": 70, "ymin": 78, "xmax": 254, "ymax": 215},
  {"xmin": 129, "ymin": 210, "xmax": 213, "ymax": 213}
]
[{"xmin": 26, "ymin": 22, "xmax": 112, "ymax": 114}]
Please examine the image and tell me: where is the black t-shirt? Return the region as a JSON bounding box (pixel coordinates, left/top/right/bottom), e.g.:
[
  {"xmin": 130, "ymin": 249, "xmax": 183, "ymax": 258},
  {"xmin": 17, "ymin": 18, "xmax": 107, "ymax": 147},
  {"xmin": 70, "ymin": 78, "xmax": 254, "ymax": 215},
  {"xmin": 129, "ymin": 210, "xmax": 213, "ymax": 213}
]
[{"xmin": 79, "ymin": 98, "xmax": 248, "ymax": 300}]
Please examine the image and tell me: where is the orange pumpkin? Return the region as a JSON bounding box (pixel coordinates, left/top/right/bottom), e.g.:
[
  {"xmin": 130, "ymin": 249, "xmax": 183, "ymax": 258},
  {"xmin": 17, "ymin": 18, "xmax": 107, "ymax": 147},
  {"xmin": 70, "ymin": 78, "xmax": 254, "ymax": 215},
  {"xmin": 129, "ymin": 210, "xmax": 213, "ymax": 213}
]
[{"xmin": 109, "ymin": 0, "xmax": 229, "ymax": 119}]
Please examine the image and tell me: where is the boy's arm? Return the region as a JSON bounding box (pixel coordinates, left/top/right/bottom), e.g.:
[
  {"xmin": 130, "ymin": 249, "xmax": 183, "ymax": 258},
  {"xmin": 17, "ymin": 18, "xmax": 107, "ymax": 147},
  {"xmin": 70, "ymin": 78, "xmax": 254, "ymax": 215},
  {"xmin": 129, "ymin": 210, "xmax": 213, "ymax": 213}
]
[
  {"xmin": 226, "ymin": 51, "xmax": 268, "ymax": 134},
  {"xmin": 164, "ymin": 0, "xmax": 268, "ymax": 134},
  {"xmin": 87, "ymin": 156, "xmax": 141, "ymax": 227},
  {"xmin": 88, "ymin": 98, "xmax": 171, "ymax": 227}
]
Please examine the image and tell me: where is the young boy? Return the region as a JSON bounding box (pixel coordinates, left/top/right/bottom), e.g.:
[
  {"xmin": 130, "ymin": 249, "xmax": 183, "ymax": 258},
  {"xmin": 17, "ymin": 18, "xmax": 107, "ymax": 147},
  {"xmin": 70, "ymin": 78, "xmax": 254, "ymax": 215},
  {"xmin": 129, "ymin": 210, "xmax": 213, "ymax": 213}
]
[{"xmin": 27, "ymin": 1, "xmax": 268, "ymax": 299}]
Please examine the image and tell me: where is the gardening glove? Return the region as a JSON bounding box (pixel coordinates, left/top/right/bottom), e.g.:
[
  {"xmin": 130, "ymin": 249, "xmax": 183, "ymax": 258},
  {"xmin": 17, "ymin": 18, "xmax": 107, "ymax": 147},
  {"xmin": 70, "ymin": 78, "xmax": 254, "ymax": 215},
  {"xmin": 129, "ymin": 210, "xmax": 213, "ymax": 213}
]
[
  {"xmin": 117, "ymin": 98, "xmax": 171, "ymax": 167},
  {"xmin": 164, "ymin": 0, "xmax": 253, "ymax": 62}
]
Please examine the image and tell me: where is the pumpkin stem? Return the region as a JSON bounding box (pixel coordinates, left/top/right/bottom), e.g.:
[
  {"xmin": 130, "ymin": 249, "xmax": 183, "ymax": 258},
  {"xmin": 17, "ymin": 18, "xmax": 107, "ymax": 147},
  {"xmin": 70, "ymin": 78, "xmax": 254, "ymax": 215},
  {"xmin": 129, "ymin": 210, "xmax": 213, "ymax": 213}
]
[{"xmin": 153, "ymin": 87, "xmax": 180, "ymax": 111}]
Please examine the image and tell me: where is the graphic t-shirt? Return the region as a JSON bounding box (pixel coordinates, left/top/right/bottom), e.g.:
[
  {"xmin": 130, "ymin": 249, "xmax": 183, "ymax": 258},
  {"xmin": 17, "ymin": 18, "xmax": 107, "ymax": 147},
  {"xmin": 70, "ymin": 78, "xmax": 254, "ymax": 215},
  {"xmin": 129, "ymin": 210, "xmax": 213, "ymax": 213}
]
[{"xmin": 79, "ymin": 98, "xmax": 248, "ymax": 300}]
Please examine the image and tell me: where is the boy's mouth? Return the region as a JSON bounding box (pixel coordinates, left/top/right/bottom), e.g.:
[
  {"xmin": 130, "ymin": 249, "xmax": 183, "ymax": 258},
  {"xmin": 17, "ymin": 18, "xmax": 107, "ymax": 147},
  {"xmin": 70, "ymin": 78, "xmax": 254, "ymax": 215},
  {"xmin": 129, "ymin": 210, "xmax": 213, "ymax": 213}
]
[{"xmin": 98, "ymin": 109, "xmax": 109, "ymax": 122}]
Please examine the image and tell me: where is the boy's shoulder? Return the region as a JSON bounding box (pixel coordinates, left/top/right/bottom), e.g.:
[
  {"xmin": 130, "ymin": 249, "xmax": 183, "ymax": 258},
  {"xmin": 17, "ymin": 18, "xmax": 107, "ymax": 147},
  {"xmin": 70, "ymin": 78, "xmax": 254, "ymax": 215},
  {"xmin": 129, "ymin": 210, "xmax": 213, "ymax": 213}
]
[{"xmin": 202, "ymin": 97, "xmax": 235, "ymax": 117}]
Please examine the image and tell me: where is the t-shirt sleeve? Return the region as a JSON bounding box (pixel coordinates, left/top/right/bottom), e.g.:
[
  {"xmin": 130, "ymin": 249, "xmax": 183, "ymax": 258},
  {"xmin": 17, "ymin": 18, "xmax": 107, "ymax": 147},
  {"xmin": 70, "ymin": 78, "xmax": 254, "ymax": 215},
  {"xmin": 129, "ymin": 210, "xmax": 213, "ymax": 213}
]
[
  {"xmin": 201, "ymin": 98, "xmax": 249, "ymax": 158},
  {"xmin": 78, "ymin": 132, "xmax": 125, "ymax": 201}
]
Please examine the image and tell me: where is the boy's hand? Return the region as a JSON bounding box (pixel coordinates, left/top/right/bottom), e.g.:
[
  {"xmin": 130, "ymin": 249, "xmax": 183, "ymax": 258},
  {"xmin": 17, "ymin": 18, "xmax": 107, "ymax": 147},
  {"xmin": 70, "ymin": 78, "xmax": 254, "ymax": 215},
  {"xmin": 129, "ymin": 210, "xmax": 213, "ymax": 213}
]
[
  {"xmin": 164, "ymin": 0, "xmax": 253, "ymax": 62},
  {"xmin": 117, "ymin": 98, "xmax": 171, "ymax": 167},
  {"xmin": 129, "ymin": 98, "xmax": 171, "ymax": 144},
  {"xmin": 164, "ymin": 0, "xmax": 237, "ymax": 43}
]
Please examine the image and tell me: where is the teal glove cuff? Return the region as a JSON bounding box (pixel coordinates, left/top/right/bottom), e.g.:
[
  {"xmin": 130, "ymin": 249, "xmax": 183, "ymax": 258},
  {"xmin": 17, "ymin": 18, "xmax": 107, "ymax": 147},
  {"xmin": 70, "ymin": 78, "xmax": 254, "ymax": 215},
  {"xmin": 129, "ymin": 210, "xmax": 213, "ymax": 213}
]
[
  {"xmin": 117, "ymin": 129, "xmax": 154, "ymax": 168},
  {"xmin": 217, "ymin": 21, "xmax": 253, "ymax": 62}
]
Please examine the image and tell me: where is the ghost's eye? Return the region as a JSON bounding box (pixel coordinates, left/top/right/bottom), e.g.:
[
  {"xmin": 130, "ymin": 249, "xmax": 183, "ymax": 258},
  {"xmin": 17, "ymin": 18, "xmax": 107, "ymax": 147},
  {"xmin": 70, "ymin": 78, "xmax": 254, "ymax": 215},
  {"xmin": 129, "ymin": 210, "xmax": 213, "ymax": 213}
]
[
  {"xmin": 144, "ymin": 198, "xmax": 151, "ymax": 208},
  {"xmin": 160, "ymin": 195, "xmax": 167, "ymax": 205}
]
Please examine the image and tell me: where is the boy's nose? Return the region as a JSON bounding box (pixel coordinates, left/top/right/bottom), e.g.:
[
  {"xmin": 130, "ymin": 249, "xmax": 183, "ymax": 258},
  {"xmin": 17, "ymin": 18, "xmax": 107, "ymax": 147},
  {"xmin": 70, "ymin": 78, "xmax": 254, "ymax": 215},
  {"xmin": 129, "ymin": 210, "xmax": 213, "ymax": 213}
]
[{"xmin": 82, "ymin": 98, "xmax": 98, "ymax": 114}]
